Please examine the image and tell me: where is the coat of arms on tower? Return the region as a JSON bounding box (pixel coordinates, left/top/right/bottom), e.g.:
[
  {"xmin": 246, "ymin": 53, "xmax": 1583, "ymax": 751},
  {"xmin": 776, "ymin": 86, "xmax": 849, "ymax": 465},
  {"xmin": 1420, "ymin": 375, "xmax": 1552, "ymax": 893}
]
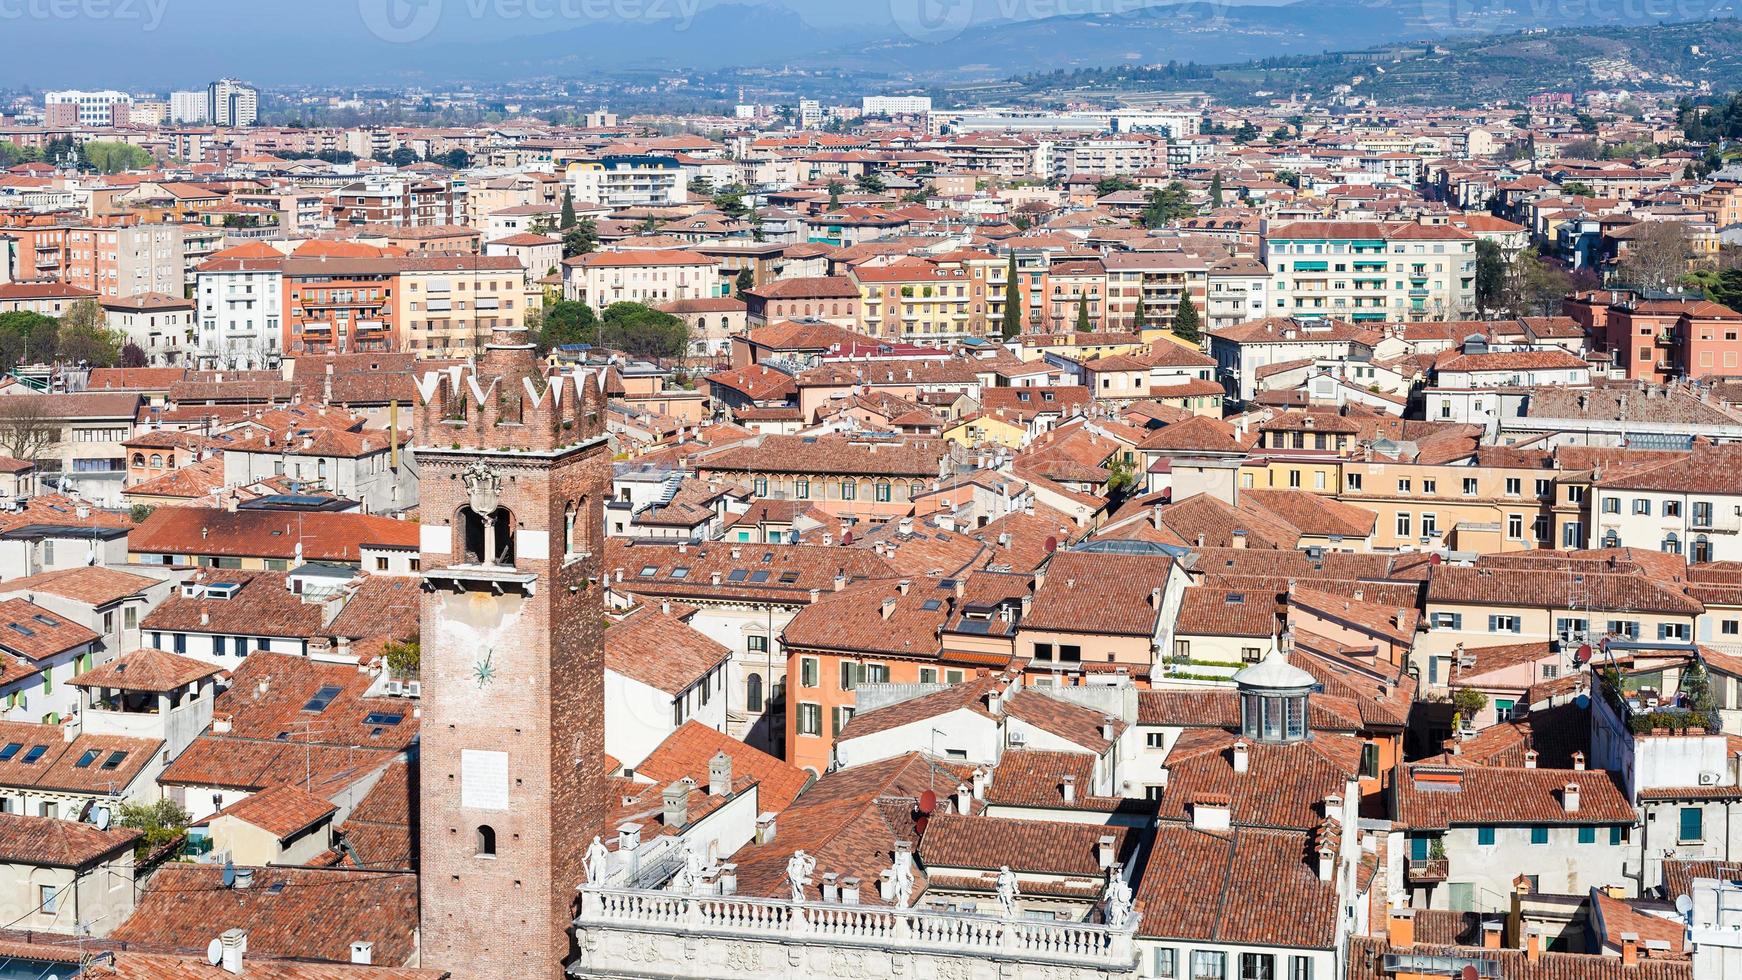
[{"xmin": 463, "ymin": 460, "xmax": 502, "ymax": 516}]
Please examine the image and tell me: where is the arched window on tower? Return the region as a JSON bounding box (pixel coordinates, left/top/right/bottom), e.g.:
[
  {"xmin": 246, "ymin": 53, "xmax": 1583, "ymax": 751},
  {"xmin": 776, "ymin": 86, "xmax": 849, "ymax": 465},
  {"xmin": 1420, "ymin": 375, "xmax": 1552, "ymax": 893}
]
[
  {"xmin": 459, "ymin": 506, "xmax": 515, "ymax": 566},
  {"xmin": 476, "ymin": 825, "xmax": 496, "ymax": 857}
]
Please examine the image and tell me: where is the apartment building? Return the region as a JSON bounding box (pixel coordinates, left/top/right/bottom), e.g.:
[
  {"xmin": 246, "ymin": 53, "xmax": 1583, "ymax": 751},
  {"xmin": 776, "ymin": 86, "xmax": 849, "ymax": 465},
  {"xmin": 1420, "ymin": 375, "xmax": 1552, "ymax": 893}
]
[
  {"xmin": 63, "ymin": 224, "xmax": 184, "ymax": 301},
  {"xmin": 1205, "ymin": 258, "xmax": 1270, "ymax": 331},
  {"xmin": 1590, "ymin": 445, "xmax": 1742, "ymax": 562},
  {"xmin": 1103, "ymin": 251, "xmax": 1207, "ymax": 332},
  {"xmin": 1263, "ymin": 221, "xmax": 1476, "ymax": 324},
  {"xmin": 1586, "ymin": 294, "xmax": 1742, "ymax": 383},
  {"xmin": 330, "ymin": 178, "xmax": 460, "ymax": 228},
  {"xmin": 206, "ymin": 79, "xmax": 258, "ymax": 127},
  {"xmin": 101, "ymin": 293, "xmax": 194, "ymax": 366},
  {"xmin": 568, "ymin": 154, "xmax": 688, "ymax": 209},
  {"xmin": 854, "ymin": 259, "xmax": 996, "ymax": 343},
  {"xmin": 43, "ymin": 90, "xmax": 131, "ymax": 127},
  {"xmin": 397, "ymin": 254, "xmax": 527, "ymax": 357},
  {"xmin": 194, "ymin": 247, "xmax": 284, "ymax": 369},
  {"xmin": 562, "ymin": 249, "xmax": 718, "ymax": 308},
  {"xmin": 281, "ymin": 255, "xmax": 400, "ymax": 355}
]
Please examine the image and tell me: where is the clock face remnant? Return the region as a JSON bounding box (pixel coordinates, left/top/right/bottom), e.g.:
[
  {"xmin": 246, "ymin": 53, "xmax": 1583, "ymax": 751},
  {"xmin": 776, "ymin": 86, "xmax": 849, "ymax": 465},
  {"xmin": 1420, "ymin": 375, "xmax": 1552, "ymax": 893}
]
[{"xmin": 475, "ymin": 648, "xmax": 496, "ymax": 688}]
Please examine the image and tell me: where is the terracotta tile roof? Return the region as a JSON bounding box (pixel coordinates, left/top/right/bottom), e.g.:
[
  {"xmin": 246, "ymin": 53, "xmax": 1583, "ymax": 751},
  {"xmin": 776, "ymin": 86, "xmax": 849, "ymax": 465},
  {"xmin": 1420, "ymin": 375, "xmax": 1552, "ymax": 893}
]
[
  {"xmin": 1136, "ymin": 414, "xmax": 1247, "ymax": 453},
  {"xmin": 1002, "ymin": 689, "xmax": 1123, "ymax": 754},
  {"xmin": 323, "ymin": 576, "xmax": 420, "ymax": 662},
  {"xmin": 0, "ymin": 599, "xmax": 97, "ymax": 661},
  {"xmin": 917, "ymin": 811, "xmax": 1135, "ymax": 876},
  {"xmin": 604, "ymin": 604, "xmax": 729, "ymax": 695},
  {"xmin": 69, "ymin": 648, "xmax": 220, "ymax": 693},
  {"xmin": 1133, "ymin": 824, "xmax": 1339, "ymax": 947},
  {"xmin": 195, "ymin": 653, "xmax": 417, "ymax": 751},
  {"xmin": 332, "ymin": 757, "xmax": 413, "ymax": 871},
  {"xmin": 1662, "ymin": 859, "xmax": 1742, "ymax": 903},
  {"xmin": 1176, "ymin": 585, "xmax": 1279, "ymax": 638},
  {"xmin": 1427, "ymin": 565, "xmax": 1702, "ymax": 616},
  {"xmin": 634, "ymin": 721, "xmax": 810, "ymax": 811},
  {"xmin": 783, "ymin": 578, "xmax": 955, "ymax": 659},
  {"xmin": 204, "ymin": 784, "xmax": 336, "ymax": 840},
  {"xmin": 0, "ymin": 722, "xmax": 162, "ymax": 795},
  {"xmin": 141, "ymin": 572, "xmax": 325, "ymax": 640},
  {"xmin": 727, "ymin": 752, "xmax": 972, "ymax": 903},
  {"xmin": 1397, "ymin": 763, "xmax": 1635, "ymax": 829},
  {"xmin": 84, "ymin": 952, "xmax": 444, "ymax": 979},
  {"xmin": 843, "ymin": 676, "xmax": 1003, "ymax": 743},
  {"xmin": 982, "ymin": 749, "xmax": 1121, "ymax": 812},
  {"xmin": 0, "ymin": 811, "xmax": 140, "ymax": 867},
  {"xmin": 698, "ymin": 434, "xmax": 951, "ymax": 479},
  {"xmin": 1239, "ymin": 489, "xmax": 1377, "ymax": 539},
  {"xmin": 1138, "ymin": 689, "xmax": 1243, "ymax": 727},
  {"xmin": 1024, "ymin": 550, "xmax": 1175, "ymax": 636},
  {"xmin": 130, "ymin": 509, "xmax": 419, "ymax": 563},
  {"xmin": 111, "ymin": 865, "xmax": 420, "ymax": 965},
  {"xmin": 1159, "ymin": 730, "xmax": 1362, "ymax": 830},
  {"xmin": 604, "ymin": 539, "xmax": 897, "ymax": 606},
  {"xmin": 1345, "ymin": 936, "xmax": 1690, "ymax": 980}
]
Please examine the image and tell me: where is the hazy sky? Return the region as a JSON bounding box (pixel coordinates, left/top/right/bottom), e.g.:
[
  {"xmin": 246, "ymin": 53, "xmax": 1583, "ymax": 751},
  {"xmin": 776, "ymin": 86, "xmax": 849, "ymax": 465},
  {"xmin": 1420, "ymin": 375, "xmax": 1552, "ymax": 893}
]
[{"xmin": 0, "ymin": 0, "xmax": 1296, "ymax": 88}]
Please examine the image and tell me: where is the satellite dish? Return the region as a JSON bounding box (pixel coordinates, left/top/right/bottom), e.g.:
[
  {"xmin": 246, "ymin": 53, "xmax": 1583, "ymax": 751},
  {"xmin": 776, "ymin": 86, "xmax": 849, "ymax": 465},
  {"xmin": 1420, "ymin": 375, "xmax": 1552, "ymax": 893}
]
[
  {"xmin": 1043, "ymin": 535, "xmax": 1058, "ymax": 554},
  {"xmin": 1429, "ymin": 553, "xmax": 1444, "ymax": 566},
  {"xmin": 207, "ymin": 938, "xmax": 223, "ymax": 966},
  {"xmin": 1460, "ymin": 966, "xmax": 1478, "ymax": 980},
  {"xmin": 1677, "ymin": 894, "xmax": 1695, "ymax": 918},
  {"xmin": 1575, "ymin": 694, "xmax": 1591, "ymax": 710},
  {"xmin": 918, "ymin": 789, "xmax": 936, "ymax": 815},
  {"xmin": 221, "ymin": 860, "xmax": 236, "ymax": 889},
  {"xmin": 1576, "ymin": 643, "xmax": 1593, "ymax": 664},
  {"xmin": 841, "ymin": 530, "xmax": 853, "ymax": 545},
  {"xmin": 93, "ymin": 807, "xmax": 111, "ymax": 831}
]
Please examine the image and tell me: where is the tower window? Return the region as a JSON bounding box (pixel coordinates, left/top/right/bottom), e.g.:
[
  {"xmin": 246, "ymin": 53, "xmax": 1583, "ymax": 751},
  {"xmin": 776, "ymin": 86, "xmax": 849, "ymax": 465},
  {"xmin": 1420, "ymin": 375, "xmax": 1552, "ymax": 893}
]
[
  {"xmin": 476, "ymin": 825, "xmax": 496, "ymax": 857},
  {"xmin": 459, "ymin": 506, "xmax": 515, "ymax": 566}
]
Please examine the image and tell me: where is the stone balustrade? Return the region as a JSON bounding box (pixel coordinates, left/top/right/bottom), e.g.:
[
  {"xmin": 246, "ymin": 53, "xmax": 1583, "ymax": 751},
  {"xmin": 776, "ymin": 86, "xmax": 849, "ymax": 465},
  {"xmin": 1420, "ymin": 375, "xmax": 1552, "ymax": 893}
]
[{"xmin": 574, "ymin": 885, "xmax": 1139, "ymax": 978}]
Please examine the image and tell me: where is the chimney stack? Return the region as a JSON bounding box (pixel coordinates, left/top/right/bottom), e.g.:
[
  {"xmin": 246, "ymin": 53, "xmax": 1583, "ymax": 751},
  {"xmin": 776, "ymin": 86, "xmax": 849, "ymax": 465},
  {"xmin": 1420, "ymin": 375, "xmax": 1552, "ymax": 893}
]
[
  {"xmin": 1621, "ymin": 932, "xmax": 1639, "ymax": 968},
  {"xmin": 956, "ymin": 782, "xmax": 972, "ymax": 815},
  {"xmin": 1097, "ymin": 834, "xmax": 1117, "ymax": 869},
  {"xmin": 1386, "ymin": 909, "xmax": 1415, "ymax": 949},
  {"xmin": 708, "ymin": 751, "xmax": 732, "ymax": 797},
  {"xmin": 1482, "ymin": 921, "xmax": 1502, "ymax": 950},
  {"xmin": 1524, "ymin": 749, "xmax": 1538, "ymax": 769},
  {"xmin": 350, "ymin": 941, "xmax": 374, "ymax": 965},
  {"xmin": 218, "ymin": 928, "xmax": 248, "ymax": 975},
  {"xmin": 1572, "ymin": 751, "xmax": 1586, "ymax": 771},
  {"xmin": 1562, "ymin": 782, "xmax": 1580, "ymax": 813},
  {"xmin": 1232, "ymin": 739, "xmax": 1249, "ymax": 774},
  {"xmin": 662, "ymin": 782, "xmax": 689, "ymax": 829},
  {"xmin": 1526, "ymin": 926, "xmax": 1543, "ymax": 963},
  {"xmin": 1061, "ymin": 774, "xmax": 1076, "ymax": 805}
]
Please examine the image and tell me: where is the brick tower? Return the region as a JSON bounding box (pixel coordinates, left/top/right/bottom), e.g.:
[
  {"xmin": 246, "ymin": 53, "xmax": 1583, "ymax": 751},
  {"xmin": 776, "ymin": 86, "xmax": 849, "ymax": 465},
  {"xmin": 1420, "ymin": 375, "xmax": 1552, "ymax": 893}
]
[{"xmin": 414, "ymin": 326, "xmax": 611, "ymax": 979}]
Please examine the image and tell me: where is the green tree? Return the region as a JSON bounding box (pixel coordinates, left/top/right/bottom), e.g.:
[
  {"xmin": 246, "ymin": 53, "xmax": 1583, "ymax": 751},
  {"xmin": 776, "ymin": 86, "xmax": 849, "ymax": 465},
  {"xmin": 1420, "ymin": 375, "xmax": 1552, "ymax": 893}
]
[
  {"xmin": 388, "ymin": 146, "xmax": 419, "ymax": 168},
  {"xmin": 1142, "ymin": 182, "xmax": 1195, "ymax": 229},
  {"xmin": 735, "ymin": 267, "xmax": 755, "ymax": 295},
  {"xmin": 1208, "ymin": 171, "xmax": 1224, "ymax": 207},
  {"xmin": 1474, "ymin": 239, "xmax": 1508, "ymax": 315},
  {"xmin": 1683, "ymin": 659, "xmax": 1721, "ymax": 733},
  {"xmin": 1171, "ymin": 293, "xmax": 1201, "ymax": 343},
  {"xmin": 1558, "ymin": 180, "xmax": 1596, "ymax": 198},
  {"xmin": 1132, "ymin": 299, "xmax": 1148, "ymax": 333},
  {"xmin": 599, "ymin": 302, "xmax": 691, "ymax": 359},
  {"xmin": 826, "ymin": 180, "xmax": 844, "ymax": 211},
  {"xmin": 1000, "ymin": 251, "xmax": 1023, "ymax": 340},
  {"xmin": 118, "ymin": 798, "xmax": 191, "ymax": 860},
  {"xmin": 1095, "ymin": 176, "xmax": 1138, "ymax": 196},
  {"xmin": 713, "ymin": 186, "xmax": 749, "ymax": 221},
  {"xmin": 56, "ymin": 300, "xmax": 122, "ymax": 366},
  {"xmin": 434, "ymin": 148, "xmax": 471, "ymax": 169},
  {"xmin": 536, "ymin": 301, "xmax": 599, "ymax": 350},
  {"xmin": 560, "ymin": 188, "xmax": 577, "ymax": 231},
  {"xmin": 1504, "ymin": 248, "xmax": 1573, "ymax": 318},
  {"xmin": 1105, "ymin": 455, "xmax": 1139, "ymax": 500},
  {"xmin": 1076, "ymin": 295, "xmax": 1092, "ymax": 332},
  {"xmin": 855, "ymin": 172, "xmax": 886, "ymax": 194},
  {"xmin": 0, "ymin": 311, "xmax": 54, "ymax": 370},
  {"xmin": 562, "ymin": 219, "xmax": 598, "ymax": 259},
  {"xmin": 77, "ymin": 141, "xmax": 151, "ymax": 174},
  {"xmin": 383, "ymin": 636, "xmax": 421, "ymax": 677}
]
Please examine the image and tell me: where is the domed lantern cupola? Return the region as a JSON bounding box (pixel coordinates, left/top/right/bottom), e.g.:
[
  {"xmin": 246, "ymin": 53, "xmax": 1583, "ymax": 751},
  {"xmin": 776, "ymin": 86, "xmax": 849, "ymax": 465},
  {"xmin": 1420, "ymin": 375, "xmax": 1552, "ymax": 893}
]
[{"xmin": 1233, "ymin": 650, "xmax": 1316, "ymax": 744}]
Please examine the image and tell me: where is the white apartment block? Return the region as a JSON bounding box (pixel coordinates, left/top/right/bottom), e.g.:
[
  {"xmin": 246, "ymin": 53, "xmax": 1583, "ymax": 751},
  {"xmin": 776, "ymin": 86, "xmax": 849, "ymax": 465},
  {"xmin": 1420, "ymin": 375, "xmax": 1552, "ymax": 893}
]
[
  {"xmin": 195, "ymin": 256, "xmax": 283, "ymax": 369},
  {"xmin": 169, "ymin": 91, "xmax": 208, "ymax": 124},
  {"xmin": 207, "ymin": 79, "xmax": 258, "ymax": 127},
  {"xmin": 43, "ymin": 90, "xmax": 131, "ymax": 127},
  {"xmin": 1262, "ymin": 221, "xmax": 1477, "ymax": 324},
  {"xmin": 568, "ymin": 155, "xmax": 688, "ymax": 209}
]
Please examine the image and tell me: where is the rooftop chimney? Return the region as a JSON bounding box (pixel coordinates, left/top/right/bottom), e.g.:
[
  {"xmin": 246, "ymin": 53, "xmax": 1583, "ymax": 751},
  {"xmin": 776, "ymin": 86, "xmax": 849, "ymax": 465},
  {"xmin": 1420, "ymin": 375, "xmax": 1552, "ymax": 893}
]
[
  {"xmin": 1572, "ymin": 751, "xmax": 1586, "ymax": 771},
  {"xmin": 1481, "ymin": 922, "xmax": 1502, "ymax": 950},
  {"xmin": 833, "ymin": 570, "xmax": 847, "ymax": 591},
  {"xmin": 1523, "ymin": 749, "xmax": 1538, "ymax": 769},
  {"xmin": 881, "ymin": 597, "xmax": 897, "ymax": 619},
  {"xmin": 662, "ymin": 782, "xmax": 689, "ymax": 828},
  {"xmin": 1232, "ymin": 739, "xmax": 1249, "ymax": 774},
  {"xmin": 956, "ymin": 782, "xmax": 972, "ymax": 815},
  {"xmin": 1097, "ymin": 834, "xmax": 1117, "ymax": 869},
  {"xmin": 1387, "ymin": 909, "xmax": 1415, "ymax": 950},
  {"xmin": 755, "ymin": 812, "xmax": 777, "ymax": 844},
  {"xmin": 1621, "ymin": 932, "xmax": 1639, "ymax": 968},
  {"xmin": 1061, "ymin": 774, "xmax": 1076, "ymax": 805},
  {"xmin": 1562, "ymin": 782, "xmax": 1580, "ymax": 813},
  {"xmin": 1526, "ymin": 926, "xmax": 1543, "ymax": 963},
  {"xmin": 350, "ymin": 941, "xmax": 374, "ymax": 965},
  {"xmin": 218, "ymin": 928, "xmax": 248, "ymax": 975},
  {"xmin": 708, "ymin": 751, "xmax": 732, "ymax": 797}
]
